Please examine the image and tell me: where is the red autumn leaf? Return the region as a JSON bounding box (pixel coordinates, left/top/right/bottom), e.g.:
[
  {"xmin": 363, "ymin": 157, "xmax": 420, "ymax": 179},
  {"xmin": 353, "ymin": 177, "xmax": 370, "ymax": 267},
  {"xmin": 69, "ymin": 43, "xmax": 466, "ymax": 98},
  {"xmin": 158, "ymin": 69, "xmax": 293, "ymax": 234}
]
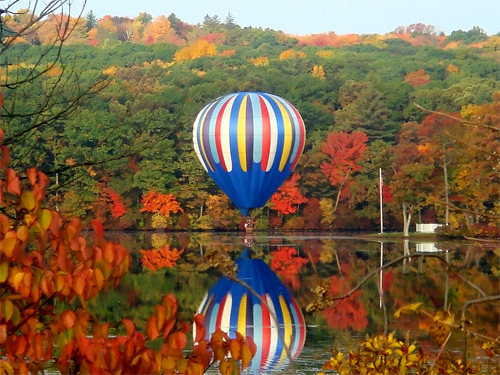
[
  {"xmin": 175, "ymin": 331, "xmax": 187, "ymax": 350},
  {"xmin": 6, "ymin": 168, "xmax": 21, "ymax": 195},
  {"xmin": 61, "ymin": 310, "xmax": 76, "ymax": 329},
  {"xmin": 92, "ymin": 220, "xmax": 104, "ymax": 243},
  {"xmin": 121, "ymin": 319, "xmax": 136, "ymax": 337},
  {"xmin": 193, "ymin": 314, "xmax": 206, "ymax": 342},
  {"xmin": 73, "ymin": 275, "xmax": 85, "ymax": 296},
  {"xmin": 0, "ymin": 145, "xmax": 10, "ymax": 168},
  {"xmin": 146, "ymin": 317, "xmax": 159, "ymax": 341},
  {"xmin": 27, "ymin": 167, "xmax": 37, "ymax": 186}
]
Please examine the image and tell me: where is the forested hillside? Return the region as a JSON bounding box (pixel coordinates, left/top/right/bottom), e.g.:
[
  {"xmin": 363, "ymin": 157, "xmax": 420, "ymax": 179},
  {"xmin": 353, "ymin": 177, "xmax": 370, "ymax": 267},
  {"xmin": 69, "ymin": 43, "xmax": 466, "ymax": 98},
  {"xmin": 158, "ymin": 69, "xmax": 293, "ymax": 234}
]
[{"xmin": 2, "ymin": 8, "xmax": 499, "ymax": 234}]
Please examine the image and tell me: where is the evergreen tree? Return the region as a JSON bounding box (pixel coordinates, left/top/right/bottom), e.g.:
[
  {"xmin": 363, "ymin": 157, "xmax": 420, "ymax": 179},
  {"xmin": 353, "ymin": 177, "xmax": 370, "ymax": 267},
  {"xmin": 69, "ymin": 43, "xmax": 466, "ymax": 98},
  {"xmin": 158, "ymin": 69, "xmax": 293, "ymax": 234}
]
[{"xmin": 85, "ymin": 10, "xmax": 98, "ymax": 31}]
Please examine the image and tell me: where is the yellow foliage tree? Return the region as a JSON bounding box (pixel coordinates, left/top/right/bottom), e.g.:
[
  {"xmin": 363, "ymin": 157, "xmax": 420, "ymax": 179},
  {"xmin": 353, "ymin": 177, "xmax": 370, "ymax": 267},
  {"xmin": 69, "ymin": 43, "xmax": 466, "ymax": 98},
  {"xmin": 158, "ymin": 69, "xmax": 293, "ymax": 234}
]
[
  {"xmin": 315, "ymin": 50, "xmax": 334, "ymax": 58},
  {"xmin": 312, "ymin": 65, "xmax": 326, "ymax": 80},
  {"xmin": 446, "ymin": 63, "xmax": 459, "ymax": 73},
  {"xmin": 142, "ymin": 15, "xmax": 173, "ymax": 43},
  {"xmin": 173, "ymin": 40, "xmax": 217, "ymax": 62},
  {"xmin": 484, "ymin": 35, "xmax": 500, "ymax": 51},
  {"xmin": 319, "ymin": 198, "xmax": 336, "ymax": 227},
  {"xmin": 362, "ymin": 34, "xmax": 387, "ymax": 48},
  {"xmin": 279, "ymin": 49, "xmax": 306, "ymax": 60},
  {"xmin": 102, "ymin": 65, "xmax": 119, "ymax": 76},
  {"xmin": 249, "ymin": 56, "xmax": 269, "ymax": 66}
]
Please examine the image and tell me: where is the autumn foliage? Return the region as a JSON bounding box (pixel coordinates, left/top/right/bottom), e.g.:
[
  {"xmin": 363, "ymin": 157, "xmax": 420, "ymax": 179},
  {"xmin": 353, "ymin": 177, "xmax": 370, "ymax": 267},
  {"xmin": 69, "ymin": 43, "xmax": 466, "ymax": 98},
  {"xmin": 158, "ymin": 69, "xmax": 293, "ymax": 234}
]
[
  {"xmin": 270, "ymin": 173, "xmax": 307, "ymax": 215},
  {"xmin": 0, "ymin": 133, "xmax": 256, "ymax": 374},
  {"xmin": 140, "ymin": 190, "xmax": 184, "ymax": 217},
  {"xmin": 270, "ymin": 247, "xmax": 309, "ymax": 290},
  {"xmin": 140, "ymin": 244, "xmax": 184, "ymax": 271}
]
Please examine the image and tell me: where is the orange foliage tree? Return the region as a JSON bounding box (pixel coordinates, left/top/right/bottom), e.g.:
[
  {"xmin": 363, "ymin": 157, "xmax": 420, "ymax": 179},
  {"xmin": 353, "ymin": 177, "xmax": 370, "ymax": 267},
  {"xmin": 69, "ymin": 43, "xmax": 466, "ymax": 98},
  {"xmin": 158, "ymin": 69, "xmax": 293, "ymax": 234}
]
[
  {"xmin": 140, "ymin": 190, "xmax": 183, "ymax": 217},
  {"xmin": 140, "ymin": 244, "xmax": 184, "ymax": 271},
  {"xmin": 404, "ymin": 69, "xmax": 431, "ymax": 87},
  {"xmin": 270, "ymin": 173, "xmax": 308, "ymax": 215},
  {"xmin": 0, "ymin": 133, "xmax": 256, "ymax": 374}
]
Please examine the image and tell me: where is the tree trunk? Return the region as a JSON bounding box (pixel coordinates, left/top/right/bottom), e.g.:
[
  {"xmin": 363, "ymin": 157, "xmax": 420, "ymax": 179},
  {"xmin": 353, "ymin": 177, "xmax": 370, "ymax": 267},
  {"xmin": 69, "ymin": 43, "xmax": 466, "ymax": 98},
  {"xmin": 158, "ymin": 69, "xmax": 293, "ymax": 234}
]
[
  {"xmin": 199, "ymin": 197, "xmax": 204, "ymax": 218},
  {"xmin": 402, "ymin": 202, "xmax": 413, "ymax": 237},
  {"xmin": 442, "ymin": 144, "xmax": 450, "ymax": 225},
  {"xmin": 333, "ymin": 177, "xmax": 347, "ymax": 213}
]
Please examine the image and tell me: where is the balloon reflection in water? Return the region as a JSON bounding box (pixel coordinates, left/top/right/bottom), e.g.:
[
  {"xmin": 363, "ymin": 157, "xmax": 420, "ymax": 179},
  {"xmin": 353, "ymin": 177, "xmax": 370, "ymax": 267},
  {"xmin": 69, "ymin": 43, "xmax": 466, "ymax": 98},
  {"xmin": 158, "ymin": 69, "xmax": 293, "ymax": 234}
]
[{"xmin": 197, "ymin": 250, "xmax": 306, "ymax": 372}]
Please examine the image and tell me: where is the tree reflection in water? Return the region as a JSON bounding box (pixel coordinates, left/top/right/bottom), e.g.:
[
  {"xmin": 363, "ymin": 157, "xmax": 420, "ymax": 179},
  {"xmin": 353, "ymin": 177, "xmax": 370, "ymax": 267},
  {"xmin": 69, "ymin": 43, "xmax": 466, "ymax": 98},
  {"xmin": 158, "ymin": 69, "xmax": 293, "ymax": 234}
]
[{"xmin": 99, "ymin": 232, "xmax": 499, "ymax": 373}]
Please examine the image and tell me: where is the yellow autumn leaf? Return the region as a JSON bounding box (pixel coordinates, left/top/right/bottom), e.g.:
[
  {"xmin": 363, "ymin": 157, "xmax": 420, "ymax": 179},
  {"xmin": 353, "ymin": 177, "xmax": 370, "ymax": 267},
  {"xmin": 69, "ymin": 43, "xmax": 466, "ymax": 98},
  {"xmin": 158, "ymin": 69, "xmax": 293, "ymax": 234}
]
[
  {"xmin": 21, "ymin": 191, "xmax": 36, "ymax": 211},
  {"xmin": 38, "ymin": 209, "xmax": 52, "ymax": 232},
  {"xmin": 394, "ymin": 302, "xmax": 422, "ymax": 318}
]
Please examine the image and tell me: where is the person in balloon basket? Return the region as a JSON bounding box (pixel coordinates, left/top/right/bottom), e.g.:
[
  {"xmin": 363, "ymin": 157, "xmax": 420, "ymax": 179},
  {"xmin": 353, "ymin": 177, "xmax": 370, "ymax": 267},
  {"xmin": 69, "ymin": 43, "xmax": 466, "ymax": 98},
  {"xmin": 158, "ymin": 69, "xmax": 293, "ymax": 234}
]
[{"xmin": 244, "ymin": 218, "xmax": 254, "ymax": 230}]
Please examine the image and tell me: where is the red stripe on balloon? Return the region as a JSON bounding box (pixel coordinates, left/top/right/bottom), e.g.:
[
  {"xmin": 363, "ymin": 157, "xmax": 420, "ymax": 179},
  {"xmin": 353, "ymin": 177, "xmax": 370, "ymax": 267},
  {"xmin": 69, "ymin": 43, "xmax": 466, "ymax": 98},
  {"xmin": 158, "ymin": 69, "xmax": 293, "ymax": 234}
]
[
  {"xmin": 260, "ymin": 294, "xmax": 272, "ymax": 366},
  {"xmin": 259, "ymin": 96, "xmax": 271, "ymax": 171},
  {"xmin": 216, "ymin": 295, "xmax": 227, "ymax": 330},
  {"xmin": 292, "ymin": 297, "xmax": 306, "ymax": 354},
  {"xmin": 215, "ymin": 100, "xmax": 230, "ymax": 172}
]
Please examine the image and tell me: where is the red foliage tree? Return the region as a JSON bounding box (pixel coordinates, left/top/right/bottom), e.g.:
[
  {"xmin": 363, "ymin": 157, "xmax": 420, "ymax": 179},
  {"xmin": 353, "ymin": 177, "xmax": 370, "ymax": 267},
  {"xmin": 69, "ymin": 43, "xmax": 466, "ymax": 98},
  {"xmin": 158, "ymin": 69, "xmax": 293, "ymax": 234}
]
[
  {"xmin": 270, "ymin": 247, "xmax": 309, "ymax": 290},
  {"xmin": 321, "ymin": 131, "xmax": 368, "ymax": 212},
  {"xmin": 322, "ymin": 275, "xmax": 369, "ymax": 331},
  {"xmin": 302, "ymin": 197, "xmax": 322, "ymax": 229}
]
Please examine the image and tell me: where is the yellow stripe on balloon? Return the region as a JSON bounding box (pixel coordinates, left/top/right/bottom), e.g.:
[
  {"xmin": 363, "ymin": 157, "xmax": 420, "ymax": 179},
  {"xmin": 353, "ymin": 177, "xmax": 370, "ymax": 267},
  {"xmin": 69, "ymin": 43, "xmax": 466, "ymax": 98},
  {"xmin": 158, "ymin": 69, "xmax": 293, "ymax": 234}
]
[
  {"xmin": 237, "ymin": 95, "xmax": 248, "ymax": 172},
  {"xmin": 276, "ymin": 101, "xmax": 292, "ymax": 171},
  {"xmin": 238, "ymin": 294, "xmax": 247, "ymax": 335},
  {"xmin": 279, "ymin": 295, "xmax": 292, "ymax": 361}
]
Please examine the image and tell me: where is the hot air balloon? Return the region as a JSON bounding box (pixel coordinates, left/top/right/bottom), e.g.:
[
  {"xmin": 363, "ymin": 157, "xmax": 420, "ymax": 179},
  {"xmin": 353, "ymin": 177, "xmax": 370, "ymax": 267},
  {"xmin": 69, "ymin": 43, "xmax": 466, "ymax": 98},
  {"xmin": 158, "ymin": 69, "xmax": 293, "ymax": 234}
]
[
  {"xmin": 193, "ymin": 92, "xmax": 306, "ymax": 217},
  {"xmin": 196, "ymin": 250, "xmax": 306, "ymax": 372}
]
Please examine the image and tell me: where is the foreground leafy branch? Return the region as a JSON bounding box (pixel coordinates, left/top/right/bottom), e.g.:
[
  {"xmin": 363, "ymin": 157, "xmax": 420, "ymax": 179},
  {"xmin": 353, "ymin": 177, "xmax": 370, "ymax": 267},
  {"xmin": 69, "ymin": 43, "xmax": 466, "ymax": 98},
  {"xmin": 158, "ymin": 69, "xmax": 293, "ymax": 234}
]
[{"xmin": 0, "ymin": 134, "xmax": 256, "ymax": 374}]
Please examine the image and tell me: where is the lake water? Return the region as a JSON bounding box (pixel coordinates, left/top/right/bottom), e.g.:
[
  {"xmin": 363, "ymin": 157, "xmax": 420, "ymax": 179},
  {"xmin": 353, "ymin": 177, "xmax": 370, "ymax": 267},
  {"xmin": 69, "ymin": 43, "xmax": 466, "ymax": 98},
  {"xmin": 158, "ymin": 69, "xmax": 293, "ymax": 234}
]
[{"xmin": 98, "ymin": 231, "xmax": 499, "ymax": 374}]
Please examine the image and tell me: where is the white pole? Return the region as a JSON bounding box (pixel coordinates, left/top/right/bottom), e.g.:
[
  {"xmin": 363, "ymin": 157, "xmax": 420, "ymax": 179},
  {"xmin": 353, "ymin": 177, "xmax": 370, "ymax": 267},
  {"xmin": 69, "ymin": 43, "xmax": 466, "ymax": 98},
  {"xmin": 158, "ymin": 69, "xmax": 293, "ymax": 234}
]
[
  {"xmin": 379, "ymin": 168, "xmax": 383, "ymax": 234},
  {"xmin": 379, "ymin": 242, "xmax": 383, "ymax": 308}
]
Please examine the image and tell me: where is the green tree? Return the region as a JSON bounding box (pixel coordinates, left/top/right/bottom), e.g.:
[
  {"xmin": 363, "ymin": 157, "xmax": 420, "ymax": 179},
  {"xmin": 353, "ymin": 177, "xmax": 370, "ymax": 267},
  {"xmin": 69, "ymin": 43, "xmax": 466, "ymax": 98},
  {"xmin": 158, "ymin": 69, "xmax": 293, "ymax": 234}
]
[{"xmin": 334, "ymin": 81, "xmax": 399, "ymax": 143}]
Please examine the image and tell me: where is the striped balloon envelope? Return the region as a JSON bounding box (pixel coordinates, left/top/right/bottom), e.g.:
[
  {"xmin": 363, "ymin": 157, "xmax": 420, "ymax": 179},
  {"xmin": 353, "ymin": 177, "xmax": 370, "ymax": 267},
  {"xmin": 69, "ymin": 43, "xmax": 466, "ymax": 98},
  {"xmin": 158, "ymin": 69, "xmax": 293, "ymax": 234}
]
[
  {"xmin": 196, "ymin": 250, "xmax": 306, "ymax": 373},
  {"xmin": 192, "ymin": 92, "xmax": 306, "ymax": 216}
]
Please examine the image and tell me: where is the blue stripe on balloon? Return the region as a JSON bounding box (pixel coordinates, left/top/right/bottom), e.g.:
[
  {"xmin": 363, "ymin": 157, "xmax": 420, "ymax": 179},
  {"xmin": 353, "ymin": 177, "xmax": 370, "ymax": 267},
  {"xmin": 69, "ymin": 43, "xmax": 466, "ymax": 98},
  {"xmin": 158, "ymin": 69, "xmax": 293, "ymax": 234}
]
[
  {"xmin": 208, "ymin": 97, "xmax": 228, "ymax": 165},
  {"xmin": 208, "ymin": 302, "xmax": 219, "ymax": 335},
  {"xmin": 194, "ymin": 101, "xmax": 214, "ymax": 171},
  {"xmin": 229, "ymin": 93, "xmax": 244, "ymax": 172},
  {"xmin": 289, "ymin": 296, "xmax": 301, "ymax": 357},
  {"xmin": 245, "ymin": 95, "xmax": 254, "ymax": 171},
  {"xmin": 250, "ymin": 93, "xmax": 263, "ymax": 164}
]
